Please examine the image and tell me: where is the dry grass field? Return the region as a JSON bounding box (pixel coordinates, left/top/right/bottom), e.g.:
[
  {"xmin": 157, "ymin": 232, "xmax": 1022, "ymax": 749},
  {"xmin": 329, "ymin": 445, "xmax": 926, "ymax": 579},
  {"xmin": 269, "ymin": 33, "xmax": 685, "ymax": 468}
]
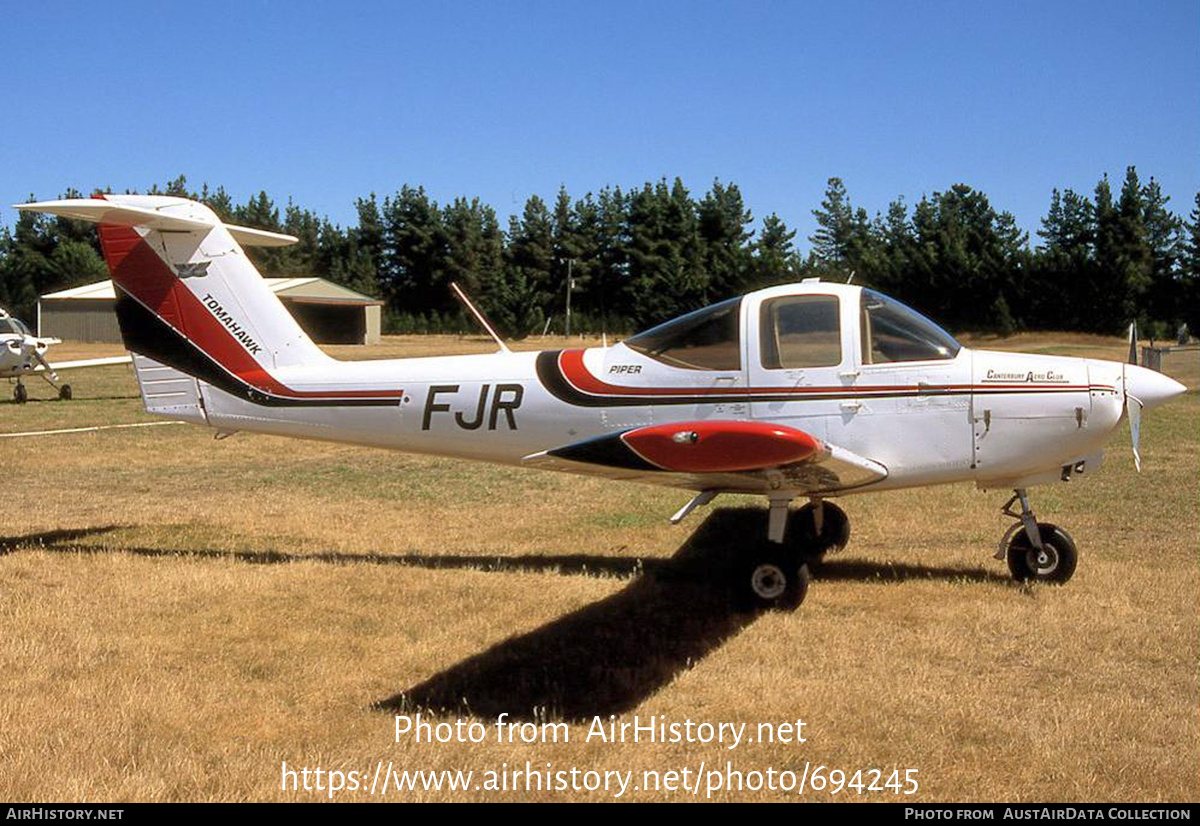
[{"xmin": 0, "ymin": 333, "xmax": 1196, "ymax": 802}]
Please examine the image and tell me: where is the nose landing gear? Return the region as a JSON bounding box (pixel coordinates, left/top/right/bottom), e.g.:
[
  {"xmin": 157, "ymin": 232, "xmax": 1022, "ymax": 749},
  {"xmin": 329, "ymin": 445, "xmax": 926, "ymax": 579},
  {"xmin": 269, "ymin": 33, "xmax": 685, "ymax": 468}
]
[{"xmin": 997, "ymin": 489, "xmax": 1078, "ymax": 584}]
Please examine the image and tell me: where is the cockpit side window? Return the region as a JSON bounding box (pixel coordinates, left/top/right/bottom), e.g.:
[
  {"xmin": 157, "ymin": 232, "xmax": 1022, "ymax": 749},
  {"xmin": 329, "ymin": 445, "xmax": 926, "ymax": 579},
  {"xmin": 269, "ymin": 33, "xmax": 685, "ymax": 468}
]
[
  {"xmin": 625, "ymin": 297, "xmax": 742, "ymax": 371},
  {"xmin": 759, "ymin": 295, "xmax": 841, "ymax": 369},
  {"xmin": 860, "ymin": 289, "xmax": 961, "ymax": 364},
  {"xmin": 0, "ymin": 318, "xmax": 22, "ymax": 335}
]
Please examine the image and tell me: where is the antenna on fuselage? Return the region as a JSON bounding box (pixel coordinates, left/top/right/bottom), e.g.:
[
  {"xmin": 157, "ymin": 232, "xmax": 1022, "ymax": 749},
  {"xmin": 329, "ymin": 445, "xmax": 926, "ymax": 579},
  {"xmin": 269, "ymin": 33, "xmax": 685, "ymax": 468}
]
[{"xmin": 449, "ymin": 282, "xmax": 511, "ymax": 354}]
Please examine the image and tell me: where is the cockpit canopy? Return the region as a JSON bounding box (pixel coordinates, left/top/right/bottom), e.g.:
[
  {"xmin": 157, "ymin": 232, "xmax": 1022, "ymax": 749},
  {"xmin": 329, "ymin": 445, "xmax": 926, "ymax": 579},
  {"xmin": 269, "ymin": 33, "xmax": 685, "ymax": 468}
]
[
  {"xmin": 625, "ymin": 297, "xmax": 742, "ymax": 371},
  {"xmin": 623, "ymin": 286, "xmax": 960, "ymax": 371},
  {"xmin": 0, "ymin": 317, "xmax": 32, "ymax": 336},
  {"xmin": 859, "ymin": 289, "xmax": 960, "ymax": 364}
]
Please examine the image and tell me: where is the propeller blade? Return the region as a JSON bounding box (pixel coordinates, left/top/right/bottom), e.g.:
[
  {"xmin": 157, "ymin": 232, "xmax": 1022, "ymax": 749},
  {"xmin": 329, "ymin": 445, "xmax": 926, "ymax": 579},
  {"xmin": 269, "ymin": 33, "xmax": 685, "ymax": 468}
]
[
  {"xmin": 1127, "ymin": 321, "xmax": 1138, "ymax": 365},
  {"xmin": 1127, "ymin": 394, "xmax": 1143, "ymax": 473},
  {"xmin": 31, "ymin": 348, "xmax": 58, "ymax": 382}
]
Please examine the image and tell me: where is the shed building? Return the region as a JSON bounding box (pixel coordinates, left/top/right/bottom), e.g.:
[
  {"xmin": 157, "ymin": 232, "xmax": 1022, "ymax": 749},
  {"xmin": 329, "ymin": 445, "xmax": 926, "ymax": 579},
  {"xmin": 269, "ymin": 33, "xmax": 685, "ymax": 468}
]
[{"xmin": 38, "ymin": 278, "xmax": 383, "ymax": 345}]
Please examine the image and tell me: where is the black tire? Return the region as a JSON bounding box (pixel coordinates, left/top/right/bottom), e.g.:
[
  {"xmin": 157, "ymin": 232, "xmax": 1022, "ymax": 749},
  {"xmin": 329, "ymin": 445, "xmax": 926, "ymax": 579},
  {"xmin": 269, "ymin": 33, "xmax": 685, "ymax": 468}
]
[
  {"xmin": 1006, "ymin": 523, "xmax": 1078, "ymax": 584},
  {"xmin": 58, "ymin": 384, "xmax": 72, "ymax": 400},
  {"xmin": 741, "ymin": 547, "xmax": 809, "ymax": 611},
  {"xmin": 792, "ymin": 501, "xmax": 851, "ymax": 559},
  {"xmin": 14, "ymin": 384, "xmax": 27, "ymax": 404}
]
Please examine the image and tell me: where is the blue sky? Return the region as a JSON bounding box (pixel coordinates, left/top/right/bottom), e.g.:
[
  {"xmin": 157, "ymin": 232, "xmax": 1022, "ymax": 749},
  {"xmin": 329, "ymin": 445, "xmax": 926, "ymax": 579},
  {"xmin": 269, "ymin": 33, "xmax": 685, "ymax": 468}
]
[{"xmin": 1, "ymin": 1, "xmax": 1196, "ymax": 249}]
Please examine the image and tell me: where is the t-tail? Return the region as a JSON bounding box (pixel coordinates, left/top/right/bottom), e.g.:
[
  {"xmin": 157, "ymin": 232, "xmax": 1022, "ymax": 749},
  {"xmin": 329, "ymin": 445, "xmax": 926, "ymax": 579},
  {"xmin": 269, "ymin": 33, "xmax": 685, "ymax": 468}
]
[{"xmin": 15, "ymin": 195, "xmax": 403, "ymax": 425}]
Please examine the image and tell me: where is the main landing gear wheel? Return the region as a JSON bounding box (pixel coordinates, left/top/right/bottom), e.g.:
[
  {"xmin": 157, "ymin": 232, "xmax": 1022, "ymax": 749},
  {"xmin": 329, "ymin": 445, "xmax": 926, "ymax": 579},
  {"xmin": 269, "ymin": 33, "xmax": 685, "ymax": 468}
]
[
  {"xmin": 794, "ymin": 501, "xmax": 850, "ymax": 559},
  {"xmin": 1006, "ymin": 523, "xmax": 1078, "ymax": 584},
  {"xmin": 58, "ymin": 384, "xmax": 72, "ymax": 401},
  {"xmin": 741, "ymin": 547, "xmax": 810, "ymax": 611},
  {"xmin": 13, "ymin": 383, "xmax": 27, "ymax": 404}
]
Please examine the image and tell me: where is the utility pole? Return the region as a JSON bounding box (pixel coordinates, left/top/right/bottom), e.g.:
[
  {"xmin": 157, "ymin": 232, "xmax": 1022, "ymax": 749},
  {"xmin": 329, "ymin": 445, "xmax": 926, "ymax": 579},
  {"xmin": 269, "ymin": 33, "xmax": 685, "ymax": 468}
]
[{"xmin": 564, "ymin": 258, "xmax": 575, "ymax": 337}]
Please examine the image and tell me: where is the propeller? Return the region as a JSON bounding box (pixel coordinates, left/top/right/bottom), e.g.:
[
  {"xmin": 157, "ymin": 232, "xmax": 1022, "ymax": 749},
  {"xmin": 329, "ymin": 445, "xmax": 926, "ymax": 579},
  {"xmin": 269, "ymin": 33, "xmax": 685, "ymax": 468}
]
[
  {"xmin": 1126, "ymin": 389, "xmax": 1143, "ymax": 472},
  {"xmin": 30, "ymin": 347, "xmax": 59, "ymax": 382},
  {"xmin": 1126, "ymin": 321, "xmax": 1142, "ymax": 472},
  {"xmin": 1122, "ymin": 320, "xmax": 1187, "ymax": 472}
]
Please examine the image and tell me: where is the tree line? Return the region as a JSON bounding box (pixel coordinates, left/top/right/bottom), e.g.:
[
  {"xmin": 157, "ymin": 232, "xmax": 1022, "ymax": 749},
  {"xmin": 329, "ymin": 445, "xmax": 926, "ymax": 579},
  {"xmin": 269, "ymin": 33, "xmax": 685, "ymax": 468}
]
[{"xmin": 2, "ymin": 170, "xmax": 1198, "ymax": 338}]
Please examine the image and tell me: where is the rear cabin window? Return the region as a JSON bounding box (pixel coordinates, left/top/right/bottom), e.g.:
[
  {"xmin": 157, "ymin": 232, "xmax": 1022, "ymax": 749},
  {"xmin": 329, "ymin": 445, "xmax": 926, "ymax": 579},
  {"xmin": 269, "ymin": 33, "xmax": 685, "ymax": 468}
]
[
  {"xmin": 759, "ymin": 295, "xmax": 842, "ymax": 369},
  {"xmin": 624, "ymin": 297, "xmax": 742, "ymax": 371},
  {"xmin": 860, "ymin": 290, "xmax": 961, "ymax": 364}
]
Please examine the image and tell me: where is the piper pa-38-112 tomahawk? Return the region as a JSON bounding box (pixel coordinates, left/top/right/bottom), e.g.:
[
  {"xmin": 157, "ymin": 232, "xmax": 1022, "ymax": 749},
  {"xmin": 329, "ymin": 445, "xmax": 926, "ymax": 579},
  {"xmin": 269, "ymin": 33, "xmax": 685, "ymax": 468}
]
[
  {"xmin": 1, "ymin": 306, "xmax": 130, "ymax": 402},
  {"xmin": 16, "ymin": 194, "xmax": 1187, "ymax": 609}
]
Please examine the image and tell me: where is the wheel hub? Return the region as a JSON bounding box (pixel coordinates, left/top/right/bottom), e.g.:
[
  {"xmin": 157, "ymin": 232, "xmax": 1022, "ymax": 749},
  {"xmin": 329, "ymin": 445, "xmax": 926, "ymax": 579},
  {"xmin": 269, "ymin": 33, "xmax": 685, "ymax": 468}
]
[
  {"xmin": 751, "ymin": 563, "xmax": 787, "ymax": 599},
  {"xmin": 1027, "ymin": 546, "xmax": 1059, "ymax": 575}
]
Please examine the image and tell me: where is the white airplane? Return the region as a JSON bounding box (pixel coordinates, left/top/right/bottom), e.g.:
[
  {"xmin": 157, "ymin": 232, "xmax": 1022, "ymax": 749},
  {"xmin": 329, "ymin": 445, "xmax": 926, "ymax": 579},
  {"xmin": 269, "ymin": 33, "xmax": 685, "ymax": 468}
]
[
  {"xmin": 1, "ymin": 306, "xmax": 130, "ymax": 402},
  {"xmin": 15, "ymin": 195, "xmax": 1187, "ymax": 608}
]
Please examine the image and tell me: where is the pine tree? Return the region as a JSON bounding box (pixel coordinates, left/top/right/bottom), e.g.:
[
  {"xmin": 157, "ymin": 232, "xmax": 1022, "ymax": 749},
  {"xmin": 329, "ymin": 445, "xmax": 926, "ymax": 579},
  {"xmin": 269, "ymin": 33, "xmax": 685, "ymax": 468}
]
[
  {"xmin": 282, "ymin": 200, "xmax": 322, "ymax": 275},
  {"xmin": 809, "ymin": 178, "xmax": 871, "ymax": 279},
  {"xmin": 1114, "ymin": 167, "xmax": 1153, "ymax": 328},
  {"xmin": 381, "ymin": 186, "xmax": 448, "ymax": 315},
  {"xmin": 506, "ymin": 194, "xmax": 556, "ymax": 315},
  {"xmin": 1180, "ymin": 191, "xmax": 1200, "ymax": 337},
  {"xmin": 1140, "ymin": 177, "xmax": 1182, "ymax": 327},
  {"xmin": 697, "ymin": 180, "xmax": 753, "ymax": 299},
  {"xmin": 235, "ymin": 191, "xmax": 285, "ymax": 274},
  {"xmin": 750, "ymin": 214, "xmax": 797, "ymax": 287}
]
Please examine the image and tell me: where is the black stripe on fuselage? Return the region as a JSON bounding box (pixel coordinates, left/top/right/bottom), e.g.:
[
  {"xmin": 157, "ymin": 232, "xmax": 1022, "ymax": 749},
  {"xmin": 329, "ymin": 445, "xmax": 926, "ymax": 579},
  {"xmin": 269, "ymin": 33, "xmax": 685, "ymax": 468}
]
[
  {"xmin": 114, "ymin": 289, "xmax": 400, "ymax": 408},
  {"xmin": 535, "ymin": 350, "xmax": 1103, "ymax": 408}
]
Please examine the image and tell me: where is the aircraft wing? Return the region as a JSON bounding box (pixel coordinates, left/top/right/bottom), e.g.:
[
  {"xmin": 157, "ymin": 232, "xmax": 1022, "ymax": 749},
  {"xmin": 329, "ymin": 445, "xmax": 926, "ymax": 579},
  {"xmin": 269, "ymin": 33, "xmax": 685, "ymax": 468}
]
[
  {"xmin": 36, "ymin": 355, "xmax": 132, "ymax": 371},
  {"xmin": 523, "ymin": 420, "xmax": 887, "ymax": 495}
]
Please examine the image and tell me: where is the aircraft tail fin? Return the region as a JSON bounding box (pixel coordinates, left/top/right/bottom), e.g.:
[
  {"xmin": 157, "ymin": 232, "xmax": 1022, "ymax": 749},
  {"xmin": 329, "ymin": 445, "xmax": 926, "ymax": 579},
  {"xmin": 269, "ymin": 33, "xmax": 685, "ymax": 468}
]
[{"xmin": 13, "ymin": 195, "xmax": 357, "ymax": 410}]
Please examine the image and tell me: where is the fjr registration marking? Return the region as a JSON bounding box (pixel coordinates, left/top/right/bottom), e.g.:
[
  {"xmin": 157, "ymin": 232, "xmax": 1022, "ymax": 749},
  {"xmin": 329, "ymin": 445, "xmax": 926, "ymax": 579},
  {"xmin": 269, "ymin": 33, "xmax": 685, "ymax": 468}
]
[{"xmin": 422, "ymin": 384, "xmax": 524, "ymax": 430}]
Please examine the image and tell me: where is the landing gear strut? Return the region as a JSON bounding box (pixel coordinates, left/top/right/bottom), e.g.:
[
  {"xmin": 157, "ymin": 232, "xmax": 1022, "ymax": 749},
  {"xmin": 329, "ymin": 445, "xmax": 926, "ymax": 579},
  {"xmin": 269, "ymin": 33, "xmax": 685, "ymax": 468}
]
[
  {"xmin": 739, "ymin": 496, "xmax": 852, "ymax": 610},
  {"xmin": 793, "ymin": 499, "xmax": 850, "ymax": 560},
  {"xmin": 33, "ymin": 354, "xmax": 71, "ymax": 401},
  {"xmin": 997, "ymin": 489, "xmax": 1078, "ymax": 584}
]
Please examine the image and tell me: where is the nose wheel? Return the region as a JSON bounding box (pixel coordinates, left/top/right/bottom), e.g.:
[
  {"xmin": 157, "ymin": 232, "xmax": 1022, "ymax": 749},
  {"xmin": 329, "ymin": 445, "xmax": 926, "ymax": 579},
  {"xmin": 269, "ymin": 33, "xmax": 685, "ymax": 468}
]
[
  {"xmin": 998, "ymin": 490, "xmax": 1078, "ymax": 584},
  {"xmin": 13, "ymin": 381, "xmax": 27, "ymax": 403},
  {"xmin": 1005, "ymin": 523, "xmax": 1077, "ymax": 583}
]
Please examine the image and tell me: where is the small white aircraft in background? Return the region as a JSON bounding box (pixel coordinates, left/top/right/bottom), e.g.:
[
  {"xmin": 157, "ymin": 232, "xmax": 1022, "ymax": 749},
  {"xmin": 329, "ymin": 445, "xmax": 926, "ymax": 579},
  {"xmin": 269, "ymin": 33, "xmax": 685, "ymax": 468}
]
[
  {"xmin": 1, "ymin": 306, "xmax": 130, "ymax": 402},
  {"xmin": 15, "ymin": 195, "xmax": 1187, "ymax": 608}
]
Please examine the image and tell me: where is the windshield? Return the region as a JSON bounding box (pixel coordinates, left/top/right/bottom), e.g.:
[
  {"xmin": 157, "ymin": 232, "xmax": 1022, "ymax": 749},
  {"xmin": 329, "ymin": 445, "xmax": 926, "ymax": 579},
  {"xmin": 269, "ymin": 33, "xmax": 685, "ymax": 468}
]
[
  {"xmin": 625, "ymin": 297, "xmax": 742, "ymax": 371},
  {"xmin": 0, "ymin": 318, "xmax": 28, "ymax": 335},
  {"xmin": 860, "ymin": 290, "xmax": 960, "ymax": 364}
]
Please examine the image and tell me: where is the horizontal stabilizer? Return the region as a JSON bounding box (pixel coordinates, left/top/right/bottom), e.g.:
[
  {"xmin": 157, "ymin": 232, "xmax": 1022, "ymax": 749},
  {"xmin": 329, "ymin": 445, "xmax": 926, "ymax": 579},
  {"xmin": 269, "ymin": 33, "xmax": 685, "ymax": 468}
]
[{"xmin": 14, "ymin": 199, "xmax": 298, "ymax": 247}]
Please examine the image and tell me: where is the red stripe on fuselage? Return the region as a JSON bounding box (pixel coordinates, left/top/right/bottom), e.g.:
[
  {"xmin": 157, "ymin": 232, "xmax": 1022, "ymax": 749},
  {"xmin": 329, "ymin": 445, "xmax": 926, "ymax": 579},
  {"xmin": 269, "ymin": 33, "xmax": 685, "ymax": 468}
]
[
  {"xmin": 557, "ymin": 349, "xmax": 1107, "ymax": 398},
  {"xmin": 96, "ymin": 222, "xmax": 401, "ymax": 402}
]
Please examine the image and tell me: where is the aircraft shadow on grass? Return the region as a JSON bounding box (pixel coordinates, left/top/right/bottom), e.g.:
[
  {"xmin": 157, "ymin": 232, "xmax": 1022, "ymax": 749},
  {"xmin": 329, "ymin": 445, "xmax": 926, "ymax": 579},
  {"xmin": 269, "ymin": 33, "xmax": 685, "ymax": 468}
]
[{"xmin": 0, "ymin": 513, "xmax": 1010, "ymax": 721}]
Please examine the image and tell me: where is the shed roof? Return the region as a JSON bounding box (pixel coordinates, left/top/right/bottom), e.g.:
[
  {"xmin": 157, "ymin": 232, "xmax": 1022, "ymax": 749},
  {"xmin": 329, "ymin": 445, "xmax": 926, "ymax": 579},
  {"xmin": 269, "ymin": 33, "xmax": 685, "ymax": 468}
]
[{"xmin": 41, "ymin": 278, "xmax": 382, "ymax": 305}]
